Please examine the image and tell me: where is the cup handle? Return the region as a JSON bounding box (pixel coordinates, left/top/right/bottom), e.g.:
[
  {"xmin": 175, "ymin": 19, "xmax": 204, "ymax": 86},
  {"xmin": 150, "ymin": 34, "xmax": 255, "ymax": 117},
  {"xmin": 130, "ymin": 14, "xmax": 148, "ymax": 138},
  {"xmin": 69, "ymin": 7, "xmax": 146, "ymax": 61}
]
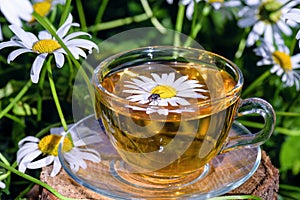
[{"xmin": 220, "ymin": 97, "xmax": 276, "ymax": 153}]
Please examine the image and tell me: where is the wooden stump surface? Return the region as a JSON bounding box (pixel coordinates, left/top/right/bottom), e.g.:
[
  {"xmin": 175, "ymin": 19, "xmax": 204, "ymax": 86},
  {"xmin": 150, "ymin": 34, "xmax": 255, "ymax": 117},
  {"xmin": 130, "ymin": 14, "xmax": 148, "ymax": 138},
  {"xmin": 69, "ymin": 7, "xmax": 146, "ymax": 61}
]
[{"xmin": 38, "ymin": 150, "xmax": 279, "ymax": 200}]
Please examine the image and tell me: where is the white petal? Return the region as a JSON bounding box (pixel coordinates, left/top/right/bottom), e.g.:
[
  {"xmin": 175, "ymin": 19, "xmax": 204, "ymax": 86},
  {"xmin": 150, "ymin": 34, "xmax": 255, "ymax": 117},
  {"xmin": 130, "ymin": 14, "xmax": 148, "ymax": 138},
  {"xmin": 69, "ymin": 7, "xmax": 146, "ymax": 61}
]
[
  {"xmin": 284, "ymin": 8, "xmax": 300, "ymax": 23},
  {"xmin": 172, "ymin": 97, "xmax": 190, "ymax": 105},
  {"xmin": 27, "ymin": 155, "xmax": 54, "ymax": 169},
  {"xmin": 8, "ymin": 25, "xmax": 37, "ymax": 48},
  {"xmin": 17, "ymin": 143, "xmax": 39, "ymax": 164},
  {"xmin": 63, "ymin": 31, "xmax": 91, "ymax": 42},
  {"xmin": 56, "ymin": 14, "xmax": 79, "ymax": 38},
  {"xmin": 18, "ymin": 136, "xmax": 40, "ymax": 147},
  {"xmin": 53, "ymin": 52, "xmax": 65, "ymax": 68},
  {"xmin": 151, "ymin": 73, "xmax": 163, "ymax": 84},
  {"xmin": 18, "ymin": 150, "xmax": 42, "ymax": 173},
  {"xmin": 38, "ymin": 31, "xmax": 52, "ymax": 40},
  {"xmin": 0, "ymin": 40, "xmax": 25, "ymax": 50},
  {"xmin": 74, "ymin": 135, "xmax": 102, "ymax": 146},
  {"xmin": 31, "ymin": 54, "xmax": 47, "ymax": 83},
  {"xmin": 7, "ymin": 48, "xmax": 34, "ymax": 63},
  {"xmin": 173, "ymin": 75, "xmax": 188, "ymax": 87},
  {"xmin": 15, "ymin": 0, "xmax": 33, "ymax": 22},
  {"xmin": 166, "ymin": 72, "xmax": 175, "ymax": 85},
  {"xmin": 67, "ymin": 47, "xmax": 87, "ymax": 59},
  {"xmin": 237, "ymin": 17, "xmax": 256, "ymax": 28},
  {"xmin": 277, "ymin": 20, "xmax": 292, "ymax": 36},
  {"xmin": 50, "ymin": 157, "xmax": 62, "ymax": 177},
  {"xmin": 0, "ymin": 181, "xmax": 5, "ymax": 189},
  {"xmin": 65, "ymin": 39, "xmax": 99, "ymax": 52}
]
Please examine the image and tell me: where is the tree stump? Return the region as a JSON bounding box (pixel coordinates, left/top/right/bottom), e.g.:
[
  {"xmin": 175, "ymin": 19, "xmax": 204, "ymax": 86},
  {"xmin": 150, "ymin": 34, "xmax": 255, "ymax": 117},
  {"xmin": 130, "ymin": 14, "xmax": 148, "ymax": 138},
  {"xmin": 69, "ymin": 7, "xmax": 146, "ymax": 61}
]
[{"xmin": 38, "ymin": 150, "xmax": 279, "ymax": 200}]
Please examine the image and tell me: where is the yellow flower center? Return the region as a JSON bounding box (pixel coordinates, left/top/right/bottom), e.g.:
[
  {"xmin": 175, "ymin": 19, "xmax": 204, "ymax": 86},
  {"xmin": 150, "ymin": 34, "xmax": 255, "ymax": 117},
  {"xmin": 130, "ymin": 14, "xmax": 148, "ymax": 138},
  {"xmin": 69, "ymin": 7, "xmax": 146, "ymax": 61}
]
[
  {"xmin": 33, "ymin": 0, "xmax": 52, "ymax": 17},
  {"xmin": 258, "ymin": 0, "xmax": 282, "ymax": 23},
  {"xmin": 151, "ymin": 85, "xmax": 177, "ymax": 99},
  {"xmin": 272, "ymin": 51, "xmax": 292, "ymax": 72},
  {"xmin": 208, "ymin": 0, "xmax": 223, "ymax": 3},
  {"xmin": 32, "ymin": 39, "xmax": 61, "ymax": 54},
  {"xmin": 38, "ymin": 134, "xmax": 73, "ymax": 156}
]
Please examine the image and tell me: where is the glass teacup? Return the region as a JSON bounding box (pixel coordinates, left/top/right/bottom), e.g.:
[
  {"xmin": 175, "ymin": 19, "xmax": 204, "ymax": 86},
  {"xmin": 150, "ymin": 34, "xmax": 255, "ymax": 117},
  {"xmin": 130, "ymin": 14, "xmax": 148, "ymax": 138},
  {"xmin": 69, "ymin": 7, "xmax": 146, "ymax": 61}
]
[{"xmin": 92, "ymin": 46, "xmax": 275, "ymax": 185}]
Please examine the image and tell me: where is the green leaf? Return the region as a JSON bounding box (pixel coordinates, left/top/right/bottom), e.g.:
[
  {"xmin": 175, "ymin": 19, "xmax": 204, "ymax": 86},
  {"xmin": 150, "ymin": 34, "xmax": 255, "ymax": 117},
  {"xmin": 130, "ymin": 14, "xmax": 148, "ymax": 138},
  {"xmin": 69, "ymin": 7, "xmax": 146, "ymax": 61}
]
[
  {"xmin": 12, "ymin": 101, "xmax": 37, "ymax": 116},
  {"xmin": 280, "ymin": 136, "xmax": 300, "ymax": 175},
  {"xmin": 0, "ymin": 83, "xmax": 13, "ymax": 99}
]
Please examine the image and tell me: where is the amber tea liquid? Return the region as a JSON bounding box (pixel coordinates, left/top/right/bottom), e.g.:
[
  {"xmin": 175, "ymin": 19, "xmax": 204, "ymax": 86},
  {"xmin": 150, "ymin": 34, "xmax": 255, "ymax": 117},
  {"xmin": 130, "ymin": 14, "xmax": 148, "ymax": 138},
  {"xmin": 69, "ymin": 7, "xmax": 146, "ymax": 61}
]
[{"xmin": 94, "ymin": 62, "xmax": 238, "ymax": 178}]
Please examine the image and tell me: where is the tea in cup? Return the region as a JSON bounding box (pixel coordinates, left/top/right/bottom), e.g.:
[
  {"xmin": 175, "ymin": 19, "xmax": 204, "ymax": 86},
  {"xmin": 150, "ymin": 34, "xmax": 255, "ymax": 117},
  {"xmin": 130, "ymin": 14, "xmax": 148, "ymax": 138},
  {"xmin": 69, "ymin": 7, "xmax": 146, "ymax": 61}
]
[{"xmin": 92, "ymin": 46, "xmax": 275, "ymax": 185}]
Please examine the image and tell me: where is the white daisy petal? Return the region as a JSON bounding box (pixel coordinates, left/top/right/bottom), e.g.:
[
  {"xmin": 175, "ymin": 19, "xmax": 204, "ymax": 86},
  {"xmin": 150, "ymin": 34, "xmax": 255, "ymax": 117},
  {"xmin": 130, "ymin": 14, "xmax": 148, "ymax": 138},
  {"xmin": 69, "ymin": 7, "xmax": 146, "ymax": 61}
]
[
  {"xmin": 63, "ymin": 31, "xmax": 91, "ymax": 42},
  {"xmin": 38, "ymin": 31, "xmax": 52, "ymax": 40},
  {"xmin": 50, "ymin": 157, "xmax": 62, "ymax": 177},
  {"xmin": 74, "ymin": 135, "xmax": 102, "ymax": 146},
  {"xmin": 18, "ymin": 136, "xmax": 40, "ymax": 147},
  {"xmin": 31, "ymin": 54, "xmax": 47, "ymax": 83},
  {"xmin": 56, "ymin": 14, "xmax": 80, "ymax": 38},
  {"xmin": 65, "ymin": 38, "xmax": 98, "ymax": 51},
  {"xmin": 68, "ymin": 47, "xmax": 87, "ymax": 59},
  {"xmin": 0, "ymin": 0, "xmax": 33, "ymax": 26},
  {"xmin": 0, "ymin": 181, "xmax": 5, "ymax": 189},
  {"xmin": 0, "ymin": 41, "xmax": 25, "ymax": 50},
  {"xmin": 17, "ymin": 143, "xmax": 39, "ymax": 164},
  {"xmin": 53, "ymin": 52, "xmax": 65, "ymax": 68},
  {"xmin": 8, "ymin": 25, "xmax": 37, "ymax": 48},
  {"xmin": 7, "ymin": 48, "xmax": 33, "ymax": 63},
  {"xmin": 27, "ymin": 155, "xmax": 54, "ymax": 169},
  {"xmin": 18, "ymin": 150, "xmax": 42, "ymax": 173}
]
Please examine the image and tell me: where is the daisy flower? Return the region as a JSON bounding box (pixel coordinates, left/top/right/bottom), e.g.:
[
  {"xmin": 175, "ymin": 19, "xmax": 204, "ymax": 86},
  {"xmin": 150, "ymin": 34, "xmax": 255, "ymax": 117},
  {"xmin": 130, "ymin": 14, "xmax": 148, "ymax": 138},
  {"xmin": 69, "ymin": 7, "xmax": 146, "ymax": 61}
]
[
  {"xmin": 17, "ymin": 125, "xmax": 102, "ymax": 177},
  {"xmin": 237, "ymin": 0, "xmax": 299, "ymax": 46},
  {"xmin": 282, "ymin": 8, "xmax": 300, "ymax": 47},
  {"xmin": 0, "ymin": 14, "xmax": 99, "ymax": 83},
  {"xmin": 254, "ymin": 41, "xmax": 300, "ymax": 90},
  {"xmin": 123, "ymin": 72, "xmax": 208, "ymax": 115}
]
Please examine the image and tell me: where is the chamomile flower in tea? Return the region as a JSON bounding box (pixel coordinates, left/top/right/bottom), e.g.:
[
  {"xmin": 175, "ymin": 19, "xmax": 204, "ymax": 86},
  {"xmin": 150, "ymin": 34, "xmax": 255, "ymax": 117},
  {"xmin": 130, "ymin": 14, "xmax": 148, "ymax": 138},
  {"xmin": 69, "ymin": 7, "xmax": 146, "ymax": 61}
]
[
  {"xmin": 0, "ymin": 14, "xmax": 99, "ymax": 83},
  {"xmin": 254, "ymin": 41, "xmax": 300, "ymax": 90},
  {"xmin": 237, "ymin": 0, "xmax": 299, "ymax": 46},
  {"xmin": 17, "ymin": 127, "xmax": 101, "ymax": 177},
  {"xmin": 123, "ymin": 72, "xmax": 208, "ymax": 115}
]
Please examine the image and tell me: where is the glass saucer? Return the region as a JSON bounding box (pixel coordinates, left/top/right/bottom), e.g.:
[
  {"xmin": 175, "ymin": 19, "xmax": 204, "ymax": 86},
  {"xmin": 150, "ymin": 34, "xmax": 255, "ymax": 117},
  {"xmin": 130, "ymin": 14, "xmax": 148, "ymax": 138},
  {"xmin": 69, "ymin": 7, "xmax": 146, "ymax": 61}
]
[{"xmin": 58, "ymin": 115, "xmax": 261, "ymax": 199}]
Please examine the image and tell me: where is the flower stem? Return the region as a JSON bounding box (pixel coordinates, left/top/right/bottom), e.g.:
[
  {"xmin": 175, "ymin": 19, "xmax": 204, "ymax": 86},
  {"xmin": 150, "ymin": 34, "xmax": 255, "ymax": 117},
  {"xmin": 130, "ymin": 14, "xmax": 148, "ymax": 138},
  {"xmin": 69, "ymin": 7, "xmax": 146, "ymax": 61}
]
[
  {"xmin": 234, "ymin": 29, "xmax": 248, "ymax": 60},
  {"xmin": 59, "ymin": 0, "xmax": 72, "ymax": 26},
  {"xmin": 46, "ymin": 59, "xmax": 68, "ymax": 131},
  {"xmin": 37, "ymin": 61, "xmax": 48, "ymax": 122},
  {"xmin": 0, "ymin": 80, "xmax": 32, "ymax": 119},
  {"xmin": 242, "ymin": 70, "xmax": 271, "ymax": 97},
  {"xmin": 0, "ymin": 161, "xmax": 77, "ymax": 200},
  {"xmin": 174, "ymin": 4, "xmax": 185, "ymax": 47},
  {"xmin": 88, "ymin": 13, "xmax": 149, "ymax": 32},
  {"xmin": 94, "ymin": 0, "xmax": 109, "ymax": 28},
  {"xmin": 75, "ymin": 0, "xmax": 87, "ymax": 32},
  {"xmin": 140, "ymin": 0, "xmax": 166, "ymax": 33},
  {"xmin": 183, "ymin": 3, "xmax": 210, "ymax": 47}
]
